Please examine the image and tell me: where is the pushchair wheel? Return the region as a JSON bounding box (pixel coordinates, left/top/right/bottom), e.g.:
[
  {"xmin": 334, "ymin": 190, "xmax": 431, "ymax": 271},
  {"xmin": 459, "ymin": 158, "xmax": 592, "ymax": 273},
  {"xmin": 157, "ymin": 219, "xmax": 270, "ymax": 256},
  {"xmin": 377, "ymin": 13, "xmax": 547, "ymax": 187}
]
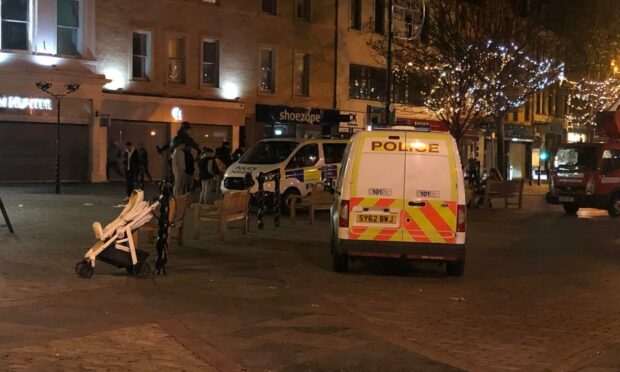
[
  {"xmin": 75, "ymin": 260, "xmax": 94, "ymax": 279},
  {"xmin": 133, "ymin": 262, "xmax": 151, "ymax": 279}
]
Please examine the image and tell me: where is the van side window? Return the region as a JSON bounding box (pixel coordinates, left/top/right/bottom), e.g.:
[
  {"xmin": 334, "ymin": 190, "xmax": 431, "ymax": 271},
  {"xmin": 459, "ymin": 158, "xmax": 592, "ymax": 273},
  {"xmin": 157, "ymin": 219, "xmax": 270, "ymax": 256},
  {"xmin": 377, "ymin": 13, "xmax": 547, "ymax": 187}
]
[
  {"xmin": 286, "ymin": 144, "xmax": 319, "ymax": 169},
  {"xmin": 323, "ymin": 143, "xmax": 347, "ymax": 164},
  {"xmin": 602, "ymin": 149, "xmax": 620, "ymax": 174}
]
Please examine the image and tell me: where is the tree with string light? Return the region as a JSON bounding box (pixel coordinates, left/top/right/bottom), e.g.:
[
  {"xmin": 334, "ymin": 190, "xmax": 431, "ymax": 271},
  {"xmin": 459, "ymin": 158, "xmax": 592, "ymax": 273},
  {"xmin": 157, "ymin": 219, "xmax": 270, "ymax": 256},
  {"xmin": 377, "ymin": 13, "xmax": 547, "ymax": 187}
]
[{"xmin": 566, "ymin": 77, "xmax": 620, "ymax": 139}]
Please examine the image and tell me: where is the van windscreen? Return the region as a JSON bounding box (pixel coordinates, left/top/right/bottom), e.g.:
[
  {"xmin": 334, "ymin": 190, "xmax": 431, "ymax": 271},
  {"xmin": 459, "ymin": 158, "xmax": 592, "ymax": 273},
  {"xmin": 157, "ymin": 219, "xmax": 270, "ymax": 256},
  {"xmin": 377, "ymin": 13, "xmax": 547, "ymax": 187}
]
[
  {"xmin": 239, "ymin": 141, "xmax": 299, "ymax": 164},
  {"xmin": 554, "ymin": 146, "xmax": 598, "ymax": 170}
]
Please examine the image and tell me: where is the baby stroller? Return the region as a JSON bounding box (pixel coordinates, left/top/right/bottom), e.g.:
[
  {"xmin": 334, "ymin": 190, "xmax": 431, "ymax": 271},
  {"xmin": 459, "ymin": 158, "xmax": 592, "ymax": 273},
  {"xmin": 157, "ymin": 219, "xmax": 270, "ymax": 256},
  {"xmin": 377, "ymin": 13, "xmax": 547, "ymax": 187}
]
[{"xmin": 75, "ymin": 190, "xmax": 159, "ymax": 278}]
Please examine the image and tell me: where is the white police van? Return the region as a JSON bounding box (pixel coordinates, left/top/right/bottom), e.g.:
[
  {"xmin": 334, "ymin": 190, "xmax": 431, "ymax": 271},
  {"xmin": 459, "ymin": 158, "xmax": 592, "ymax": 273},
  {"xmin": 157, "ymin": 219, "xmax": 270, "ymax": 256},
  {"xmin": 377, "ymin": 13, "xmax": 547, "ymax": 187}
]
[
  {"xmin": 330, "ymin": 126, "xmax": 467, "ymax": 275},
  {"xmin": 222, "ymin": 138, "xmax": 348, "ymax": 208}
]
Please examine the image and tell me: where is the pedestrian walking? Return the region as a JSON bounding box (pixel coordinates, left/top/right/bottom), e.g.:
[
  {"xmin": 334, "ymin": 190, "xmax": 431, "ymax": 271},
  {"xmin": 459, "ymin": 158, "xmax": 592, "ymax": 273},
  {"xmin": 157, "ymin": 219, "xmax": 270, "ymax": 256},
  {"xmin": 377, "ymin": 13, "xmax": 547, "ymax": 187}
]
[
  {"xmin": 137, "ymin": 144, "xmax": 152, "ymax": 189},
  {"xmin": 106, "ymin": 140, "xmax": 123, "ymax": 180},
  {"xmin": 172, "ymin": 142, "xmax": 187, "ymax": 197},
  {"xmin": 197, "ymin": 147, "xmax": 216, "ymax": 204},
  {"xmin": 123, "ymin": 142, "xmax": 140, "ymax": 198}
]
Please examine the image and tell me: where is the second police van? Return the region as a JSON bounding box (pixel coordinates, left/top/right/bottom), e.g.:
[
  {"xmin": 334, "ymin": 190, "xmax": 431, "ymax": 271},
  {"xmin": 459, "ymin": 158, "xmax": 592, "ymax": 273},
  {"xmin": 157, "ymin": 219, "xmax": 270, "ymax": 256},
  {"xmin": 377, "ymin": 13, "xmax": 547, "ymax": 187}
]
[
  {"xmin": 222, "ymin": 138, "xmax": 348, "ymax": 208},
  {"xmin": 330, "ymin": 125, "xmax": 467, "ymax": 276}
]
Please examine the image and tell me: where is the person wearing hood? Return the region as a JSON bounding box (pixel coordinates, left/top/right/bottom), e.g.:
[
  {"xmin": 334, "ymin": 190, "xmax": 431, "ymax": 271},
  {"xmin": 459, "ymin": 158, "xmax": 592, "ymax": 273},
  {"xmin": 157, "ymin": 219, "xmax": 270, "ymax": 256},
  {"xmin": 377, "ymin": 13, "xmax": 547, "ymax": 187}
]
[{"xmin": 157, "ymin": 121, "xmax": 201, "ymax": 155}]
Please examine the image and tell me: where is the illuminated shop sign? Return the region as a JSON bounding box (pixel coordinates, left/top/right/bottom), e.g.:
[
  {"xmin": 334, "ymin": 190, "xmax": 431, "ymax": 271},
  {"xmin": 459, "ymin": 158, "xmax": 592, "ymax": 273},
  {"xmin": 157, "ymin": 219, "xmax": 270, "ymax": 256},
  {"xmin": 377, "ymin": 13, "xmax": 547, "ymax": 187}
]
[{"xmin": 0, "ymin": 96, "xmax": 53, "ymax": 111}]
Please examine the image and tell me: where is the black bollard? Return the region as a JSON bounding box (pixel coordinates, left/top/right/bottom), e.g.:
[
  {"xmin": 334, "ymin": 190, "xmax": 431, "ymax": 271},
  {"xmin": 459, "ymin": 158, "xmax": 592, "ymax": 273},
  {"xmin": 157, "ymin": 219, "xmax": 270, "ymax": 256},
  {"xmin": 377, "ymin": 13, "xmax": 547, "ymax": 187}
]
[
  {"xmin": 244, "ymin": 172, "xmax": 254, "ymax": 230},
  {"xmin": 0, "ymin": 197, "xmax": 13, "ymax": 233},
  {"xmin": 155, "ymin": 174, "xmax": 173, "ymax": 276},
  {"xmin": 273, "ymin": 172, "xmax": 281, "ymax": 227},
  {"xmin": 256, "ymin": 172, "xmax": 266, "ymax": 230}
]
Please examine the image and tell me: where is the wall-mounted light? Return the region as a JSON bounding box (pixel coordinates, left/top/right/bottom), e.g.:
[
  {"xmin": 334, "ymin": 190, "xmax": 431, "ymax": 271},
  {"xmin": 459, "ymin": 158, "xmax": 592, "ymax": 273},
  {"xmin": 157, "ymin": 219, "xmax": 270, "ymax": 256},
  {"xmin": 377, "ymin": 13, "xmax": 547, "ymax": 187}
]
[
  {"xmin": 33, "ymin": 55, "xmax": 60, "ymax": 67},
  {"xmin": 222, "ymin": 82, "xmax": 240, "ymax": 100},
  {"xmin": 150, "ymin": 131, "xmax": 157, "ymax": 136},
  {"xmin": 103, "ymin": 68, "xmax": 126, "ymax": 90}
]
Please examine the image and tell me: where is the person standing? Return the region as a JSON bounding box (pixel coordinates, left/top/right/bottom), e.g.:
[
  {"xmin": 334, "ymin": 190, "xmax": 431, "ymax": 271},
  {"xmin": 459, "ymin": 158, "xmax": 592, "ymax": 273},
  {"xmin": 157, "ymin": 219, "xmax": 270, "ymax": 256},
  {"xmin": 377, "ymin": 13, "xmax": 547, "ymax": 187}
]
[
  {"xmin": 137, "ymin": 144, "xmax": 152, "ymax": 189},
  {"xmin": 123, "ymin": 142, "xmax": 140, "ymax": 198},
  {"xmin": 172, "ymin": 142, "xmax": 186, "ymax": 197},
  {"xmin": 184, "ymin": 146, "xmax": 196, "ymax": 193},
  {"xmin": 213, "ymin": 142, "xmax": 231, "ymax": 199},
  {"xmin": 157, "ymin": 122, "xmax": 200, "ymax": 154},
  {"xmin": 197, "ymin": 147, "xmax": 215, "ymax": 204}
]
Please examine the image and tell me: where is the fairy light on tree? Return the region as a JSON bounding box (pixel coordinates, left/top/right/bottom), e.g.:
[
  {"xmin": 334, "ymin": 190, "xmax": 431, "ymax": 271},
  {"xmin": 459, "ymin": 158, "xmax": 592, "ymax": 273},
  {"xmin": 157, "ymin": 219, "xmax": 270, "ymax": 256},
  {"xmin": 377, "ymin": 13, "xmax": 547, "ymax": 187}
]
[{"xmin": 565, "ymin": 77, "xmax": 620, "ymax": 138}]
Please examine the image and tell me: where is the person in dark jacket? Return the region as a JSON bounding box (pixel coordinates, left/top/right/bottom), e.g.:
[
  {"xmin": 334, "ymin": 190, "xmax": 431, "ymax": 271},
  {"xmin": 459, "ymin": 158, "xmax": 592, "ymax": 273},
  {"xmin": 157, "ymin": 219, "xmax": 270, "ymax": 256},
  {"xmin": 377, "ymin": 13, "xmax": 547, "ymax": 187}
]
[
  {"xmin": 184, "ymin": 146, "xmax": 195, "ymax": 193},
  {"xmin": 157, "ymin": 122, "xmax": 201, "ymax": 154},
  {"xmin": 197, "ymin": 147, "xmax": 215, "ymax": 204},
  {"xmin": 123, "ymin": 142, "xmax": 141, "ymax": 198},
  {"xmin": 137, "ymin": 144, "xmax": 152, "ymax": 189}
]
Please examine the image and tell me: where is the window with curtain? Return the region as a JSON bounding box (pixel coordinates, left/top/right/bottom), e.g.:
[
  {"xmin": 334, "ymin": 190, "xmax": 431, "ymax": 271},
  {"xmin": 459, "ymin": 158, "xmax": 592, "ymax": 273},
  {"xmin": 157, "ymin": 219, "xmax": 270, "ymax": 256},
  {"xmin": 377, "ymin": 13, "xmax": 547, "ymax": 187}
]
[
  {"xmin": 57, "ymin": 0, "xmax": 80, "ymax": 55},
  {"xmin": 260, "ymin": 48, "xmax": 275, "ymax": 93},
  {"xmin": 132, "ymin": 32, "xmax": 150, "ymax": 80},
  {"xmin": 350, "ymin": 0, "xmax": 361, "ymax": 30},
  {"xmin": 168, "ymin": 36, "xmax": 186, "ymax": 83},
  {"xmin": 294, "ymin": 52, "xmax": 309, "ymax": 97},
  {"xmin": 202, "ymin": 40, "xmax": 219, "ymax": 86},
  {"xmin": 295, "ymin": 0, "xmax": 311, "ymax": 21}
]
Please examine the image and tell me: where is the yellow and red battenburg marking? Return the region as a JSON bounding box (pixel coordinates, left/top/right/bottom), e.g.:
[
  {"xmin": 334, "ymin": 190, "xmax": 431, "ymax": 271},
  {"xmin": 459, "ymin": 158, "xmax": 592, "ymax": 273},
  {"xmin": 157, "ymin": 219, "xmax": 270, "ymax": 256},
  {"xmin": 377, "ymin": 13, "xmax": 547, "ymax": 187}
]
[{"xmin": 348, "ymin": 197, "xmax": 457, "ymax": 243}]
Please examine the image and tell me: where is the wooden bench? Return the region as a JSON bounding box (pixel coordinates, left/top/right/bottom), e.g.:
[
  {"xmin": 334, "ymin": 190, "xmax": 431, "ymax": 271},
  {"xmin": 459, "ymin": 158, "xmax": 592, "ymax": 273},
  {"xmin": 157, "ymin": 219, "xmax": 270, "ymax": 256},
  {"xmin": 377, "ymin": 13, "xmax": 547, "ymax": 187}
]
[
  {"xmin": 290, "ymin": 184, "xmax": 333, "ymax": 224},
  {"xmin": 483, "ymin": 179, "xmax": 525, "ymax": 208},
  {"xmin": 141, "ymin": 193, "xmax": 190, "ymax": 247},
  {"xmin": 192, "ymin": 190, "xmax": 250, "ymax": 240}
]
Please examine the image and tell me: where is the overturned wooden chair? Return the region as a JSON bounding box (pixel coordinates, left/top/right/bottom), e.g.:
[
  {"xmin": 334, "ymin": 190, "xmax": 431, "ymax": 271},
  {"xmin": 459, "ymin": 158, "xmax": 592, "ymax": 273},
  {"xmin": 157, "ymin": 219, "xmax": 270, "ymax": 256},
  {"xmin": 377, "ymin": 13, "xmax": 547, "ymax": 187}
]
[
  {"xmin": 290, "ymin": 183, "xmax": 333, "ymax": 224},
  {"xmin": 192, "ymin": 190, "xmax": 250, "ymax": 240}
]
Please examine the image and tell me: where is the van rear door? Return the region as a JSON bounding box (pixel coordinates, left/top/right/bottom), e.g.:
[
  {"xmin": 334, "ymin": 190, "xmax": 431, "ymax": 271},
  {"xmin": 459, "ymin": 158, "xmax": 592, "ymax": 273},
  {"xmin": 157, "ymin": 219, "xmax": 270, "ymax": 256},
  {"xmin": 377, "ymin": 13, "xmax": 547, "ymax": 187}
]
[
  {"xmin": 402, "ymin": 132, "xmax": 457, "ymax": 244},
  {"xmin": 348, "ymin": 133, "xmax": 405, "ymax": 242}
]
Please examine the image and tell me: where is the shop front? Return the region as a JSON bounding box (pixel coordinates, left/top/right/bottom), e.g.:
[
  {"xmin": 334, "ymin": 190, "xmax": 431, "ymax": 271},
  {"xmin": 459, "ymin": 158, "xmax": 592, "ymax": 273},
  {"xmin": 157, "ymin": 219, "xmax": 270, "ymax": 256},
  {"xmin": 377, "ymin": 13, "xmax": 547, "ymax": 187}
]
[
  {"xmin": 480, "ymin": 123, "xmax": 534, "ymax": 180},
  {"xmin": 255, "ymin": 104, "xmax": 340, "ymax": 139},
  {"xmin": 101, "ymin": 93, "xmax": 244, "ymax": 181}
]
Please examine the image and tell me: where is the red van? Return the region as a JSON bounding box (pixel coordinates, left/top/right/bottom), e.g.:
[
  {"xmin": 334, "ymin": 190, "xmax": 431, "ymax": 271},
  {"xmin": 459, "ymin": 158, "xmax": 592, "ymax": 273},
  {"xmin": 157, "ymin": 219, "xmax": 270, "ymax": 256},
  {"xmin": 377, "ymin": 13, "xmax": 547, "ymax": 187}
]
[{"xmin": 547, "ymin": 142, "xmax": 620, "ymax": 216}]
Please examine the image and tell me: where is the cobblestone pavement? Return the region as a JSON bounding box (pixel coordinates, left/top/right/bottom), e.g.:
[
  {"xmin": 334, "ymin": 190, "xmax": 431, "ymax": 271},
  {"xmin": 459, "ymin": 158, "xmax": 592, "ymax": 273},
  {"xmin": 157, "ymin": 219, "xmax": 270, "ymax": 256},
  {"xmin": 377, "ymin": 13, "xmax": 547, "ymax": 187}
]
[{"xmin": 1, "ymin": 183, "xmax": 620, "ymax": 371}]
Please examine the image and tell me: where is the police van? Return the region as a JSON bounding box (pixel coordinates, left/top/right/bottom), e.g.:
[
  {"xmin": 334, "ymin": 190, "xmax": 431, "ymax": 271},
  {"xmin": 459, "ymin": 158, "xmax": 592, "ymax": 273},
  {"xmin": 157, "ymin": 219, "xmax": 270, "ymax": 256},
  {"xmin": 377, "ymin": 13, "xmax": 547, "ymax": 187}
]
[
  {"xmin": 330, "ymin": 126, "xmax": 467, "ymax": 275},
  {"xmin": 222, "ymin": 138, "xmax": 349, "ymax": 208}
]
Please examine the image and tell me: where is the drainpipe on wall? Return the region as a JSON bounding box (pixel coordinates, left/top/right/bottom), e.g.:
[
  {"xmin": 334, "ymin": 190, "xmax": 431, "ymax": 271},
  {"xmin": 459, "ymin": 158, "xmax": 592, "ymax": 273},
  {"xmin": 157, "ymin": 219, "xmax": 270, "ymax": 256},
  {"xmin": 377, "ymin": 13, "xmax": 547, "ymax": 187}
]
[{"xmin": 333, "ymin": 0, "xmax": 339, "ymax": 111}]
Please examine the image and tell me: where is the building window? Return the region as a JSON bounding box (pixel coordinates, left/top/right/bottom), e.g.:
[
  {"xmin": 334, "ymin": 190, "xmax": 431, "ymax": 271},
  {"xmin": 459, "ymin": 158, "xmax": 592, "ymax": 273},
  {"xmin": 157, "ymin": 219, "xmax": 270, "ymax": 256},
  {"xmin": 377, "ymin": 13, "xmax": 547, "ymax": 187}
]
[
  {"xmin": 57, "ymin": 0, "xmax": 80, "ymax": 55},
  {"xmin": 202, "ymin": 39, "xmax": 219, "ymax": 86},
  {"xmin": 536, "ymin": 92, "xmax": 542, "ymax": 115},
  {"xmin": 393, "ymin": 73, "xmax": 423, "ymax": 105},
  {"xmin": 524, "ymin": 100, "xmax": 530, "ymax": 121},
  {"xmin": 260, "ymin": 48, "xmax": 275, "ymax": 93},
  {"xmin": 512, "ymin": 110, "xmax": 518, "ymax": 122},
  {"xmin": 167, "ymin": 36, "xmax": 186, "ymax": 83},
  {"xmin": 1, "ymin": 0, "xmax": 29, "ymax": 51},
  {"xmin": 132, "ymin": 32, "xmax": 150, "ymax": 80},
  {"xmin": 374, "ymin": 0, "xmax": 385, "ymax": 34},
  {"xmin": 261, "ymin": 0, "xmax": 276, "ymax": 15},
  {"xmin": 294, "ymin": 52, "xmax": 309, "ymax": 97},
  {"xmin": 295, "ymin": 0, "xmax": 311, "ymax": 21},
  {"xmin": 350, "ymin": 0, "xmax": 361, "ymax": 30},
  {"xmin": 349, "ymin": 64, "xmax": 386, "ymax": 102}
]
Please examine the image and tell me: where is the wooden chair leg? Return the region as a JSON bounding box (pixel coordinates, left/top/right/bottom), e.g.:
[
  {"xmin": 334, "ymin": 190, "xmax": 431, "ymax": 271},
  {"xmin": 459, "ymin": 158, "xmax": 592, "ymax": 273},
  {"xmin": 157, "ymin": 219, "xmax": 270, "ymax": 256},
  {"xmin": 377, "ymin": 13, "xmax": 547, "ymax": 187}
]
[{"xmin": 193, "ymin": 207, "xmax": 200, "ymax": 240}]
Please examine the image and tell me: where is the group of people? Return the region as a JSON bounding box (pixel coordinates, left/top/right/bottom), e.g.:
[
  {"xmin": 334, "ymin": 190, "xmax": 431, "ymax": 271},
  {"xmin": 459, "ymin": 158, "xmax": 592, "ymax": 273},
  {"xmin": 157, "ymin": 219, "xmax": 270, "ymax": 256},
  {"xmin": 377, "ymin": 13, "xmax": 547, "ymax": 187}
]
[{"xmin": 112, "ymin": 121, "xmax": 242, "ymax": 202}]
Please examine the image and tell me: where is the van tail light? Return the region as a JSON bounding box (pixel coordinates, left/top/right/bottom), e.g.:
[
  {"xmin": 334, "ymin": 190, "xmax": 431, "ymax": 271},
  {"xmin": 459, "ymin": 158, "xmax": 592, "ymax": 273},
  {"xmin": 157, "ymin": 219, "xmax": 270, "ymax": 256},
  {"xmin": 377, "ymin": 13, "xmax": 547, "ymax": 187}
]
[
  {"xmin": 586, "ymin": 175, "xmax": 595, "ymax": 195},
  {"xmin": 456, "ymin": 205, "xmax": 467, "ymax": 233},
  {"xmin": 339, "ymin": 200, "xmax": 350, "ymax": 228}
]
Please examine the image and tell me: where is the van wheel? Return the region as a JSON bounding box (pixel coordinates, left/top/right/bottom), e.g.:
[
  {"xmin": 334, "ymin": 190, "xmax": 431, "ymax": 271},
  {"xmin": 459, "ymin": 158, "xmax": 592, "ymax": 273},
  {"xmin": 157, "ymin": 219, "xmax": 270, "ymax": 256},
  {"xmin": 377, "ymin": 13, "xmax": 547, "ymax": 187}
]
[
  {"xmin": 282, "ymin": 188, "xmax": 301, "ymax": 214},
  {"xmin": 563, "ymin": 203, "xmax": 579, "ymax": 215},
  {"xmin": 446, "ymin": 259, "xmax": 465, "ymax": 277},
  {"xmin": 608, "ymin": 195, "xmax": 620, "ymax": 217}
]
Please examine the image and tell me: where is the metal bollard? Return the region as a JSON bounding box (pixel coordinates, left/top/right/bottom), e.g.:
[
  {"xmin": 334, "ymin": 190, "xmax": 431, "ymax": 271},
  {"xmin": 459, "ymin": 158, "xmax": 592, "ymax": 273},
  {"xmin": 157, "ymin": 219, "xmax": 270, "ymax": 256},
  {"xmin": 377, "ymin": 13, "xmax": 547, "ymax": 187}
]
[
  {"xmin": 244, "ymin": 172, "xmax": 254, "ymax": 230},
  {"xmin": 0, "ymin": 197, "xmax": 14, "ymax": 233},
  {"xmin": 155, "ymin": 174, "xmax": 173, "ymax": 276},
  {"xmin": 256, "ymin": 172, "xmax": 266, "ymax": 230},
  {"xmin": 273, "ymin": 172, "xmax": 281, "ymax": 227}
]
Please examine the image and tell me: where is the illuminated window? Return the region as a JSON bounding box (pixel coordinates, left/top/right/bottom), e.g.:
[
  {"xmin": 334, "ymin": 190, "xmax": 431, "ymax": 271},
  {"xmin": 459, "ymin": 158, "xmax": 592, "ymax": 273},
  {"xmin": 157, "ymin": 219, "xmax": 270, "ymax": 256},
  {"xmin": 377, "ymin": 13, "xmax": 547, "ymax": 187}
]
[
  {"xmin": 167, "ymin": 36, "xmax": 186, "ymax": 83},
  {"xmin": 349, "ymin": 64, "xmax": 386, "ymax": 102},
  {"xmin": 294, "ymin": 52, "xmax": 309, "ymax": 97},
  {"xmin": 57, "ymin": 0, "xmax": 80, "ymax": 56},
  {"xmin": 260, "ymin": 47, "xmax": 275, "ymax": 93},
  {"xmin": 261, "ymin": 0, "xmax": 276, "ymax": 15},
  {"xmin": 202, "ymin": 39, "xmax": 219, "ymax": 86},
  {"xmin": 295, "ymin": 0, "xmax": 311, "ymax": 21},
  {"xmin": 132, "ymin": 32, "xmax": 150, "ymax": 80},
  {"xmin": 1, "ymin": 0, "xmax": 29, "ymax": 51}
]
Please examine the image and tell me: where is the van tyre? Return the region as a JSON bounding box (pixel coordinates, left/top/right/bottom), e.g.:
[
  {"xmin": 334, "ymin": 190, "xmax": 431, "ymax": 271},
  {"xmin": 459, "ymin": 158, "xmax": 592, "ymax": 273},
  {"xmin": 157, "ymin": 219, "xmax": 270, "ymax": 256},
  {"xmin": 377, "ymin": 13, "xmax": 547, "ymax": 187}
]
[
  {"xmin": 608, "ymin": 194, "xmax": 620, "ymax": 217},
  {"xmin": 446, "ymin": 259, "xmax": 465, "ymax": 277},
  {"xmin": 563, "ymin": 203, "xmax": 579, "ymax": 215}
]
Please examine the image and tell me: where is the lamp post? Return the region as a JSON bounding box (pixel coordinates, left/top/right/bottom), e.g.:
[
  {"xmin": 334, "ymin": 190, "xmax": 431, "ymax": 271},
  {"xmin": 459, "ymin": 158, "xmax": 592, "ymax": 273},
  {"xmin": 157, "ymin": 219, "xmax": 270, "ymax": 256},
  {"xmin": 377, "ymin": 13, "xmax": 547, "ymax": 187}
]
[{"xmin": 35, "ymin": 82, "xmax": 80, "ymax": 194}]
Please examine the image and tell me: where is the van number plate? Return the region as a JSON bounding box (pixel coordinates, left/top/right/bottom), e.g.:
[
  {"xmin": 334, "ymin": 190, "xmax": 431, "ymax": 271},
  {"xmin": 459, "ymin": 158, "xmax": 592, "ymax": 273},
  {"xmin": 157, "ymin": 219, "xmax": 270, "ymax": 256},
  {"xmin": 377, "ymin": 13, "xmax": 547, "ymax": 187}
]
[
  {"xmin": 559, "ymin": 196, "xmax": 574, "ymax": 202},
  {"xmin": 356, "ymin": 214, "xmax": 396, "ymax": 224}
]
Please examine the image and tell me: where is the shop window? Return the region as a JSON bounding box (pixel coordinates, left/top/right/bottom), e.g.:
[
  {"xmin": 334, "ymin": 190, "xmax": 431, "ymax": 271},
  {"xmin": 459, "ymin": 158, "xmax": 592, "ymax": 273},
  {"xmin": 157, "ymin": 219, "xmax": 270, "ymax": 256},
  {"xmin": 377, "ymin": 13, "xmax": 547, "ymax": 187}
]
[
  {"xmin": 260, "ymin": 47, "xmax": 275, "ymax": 93},
  {"xmin": 1, "ymin": 0, "xmax": 29, "ymax": 51},
  {"xmin": 261, "ymin": 0, "xmax": 276, "ymax": 15},
  {"xmin": 349, "ymin": 64, "xmax": 386, "ymax": 102},
  {"xmin": 167, "ymin": 36, "xmax": 186, "ymax": 83},
  {"xmin": 350, "ymin": 0, "xmax": 361, "ymax": 30},
  {"xmin": 295, "ymin": 0, "xmax": 311, "ymax": 21},
  {"xmin": 287, "ymin": 144, "xmax": 319, "ymax": 169},
  {"xmin": 374, "ymin": 0, "xmax": 385, "ymax": 34},
  {"xmin": 132, "ymin": 32, "xmax": 150, "ymax": 80},
  {"xmin": 323, "ymin": 143, "xmax": 347, "ymax": 164},
  {"xmin": 57, "ymin": 0, "xmax": 80, "ymax": 56},
  {"xmin": 294, "ymin": 52, "xmax": 309, "ymax": 97},
  {"xmin": 602, "ymin": 150, "xmax": 620, "ymax": 174},
  {"xmin": 202, "ymin": 39, "xmax": 219, "ymax": 86}
]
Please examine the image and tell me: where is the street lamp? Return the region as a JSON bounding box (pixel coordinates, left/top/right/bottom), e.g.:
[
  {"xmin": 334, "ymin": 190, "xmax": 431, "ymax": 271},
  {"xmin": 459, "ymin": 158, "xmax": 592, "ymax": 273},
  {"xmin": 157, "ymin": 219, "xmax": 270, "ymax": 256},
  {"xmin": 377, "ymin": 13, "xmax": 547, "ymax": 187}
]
[{"xmin": 35, "ymin": 81, "xmax": 81, "ymax": 194}]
